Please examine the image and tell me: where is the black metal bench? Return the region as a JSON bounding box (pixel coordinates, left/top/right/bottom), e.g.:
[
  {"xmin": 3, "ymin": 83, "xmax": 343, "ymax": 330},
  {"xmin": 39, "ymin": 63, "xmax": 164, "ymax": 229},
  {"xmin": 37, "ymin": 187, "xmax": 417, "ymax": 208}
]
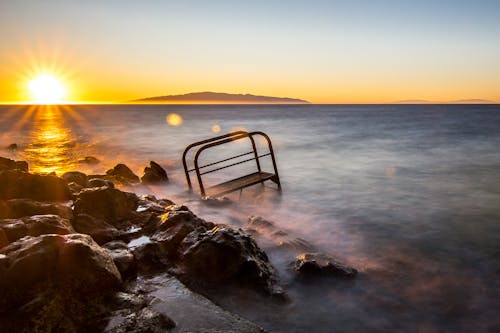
[{"xmin": 182, "ymin": 131, "xmax": 281, "ymax": 197}]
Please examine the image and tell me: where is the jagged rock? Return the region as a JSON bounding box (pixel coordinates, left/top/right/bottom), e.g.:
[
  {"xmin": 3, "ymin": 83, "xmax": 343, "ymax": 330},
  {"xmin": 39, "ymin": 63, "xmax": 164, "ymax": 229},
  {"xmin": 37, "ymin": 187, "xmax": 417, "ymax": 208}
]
[
  {"xmin": 0, "ymin": 234, "xmax": 122, "ymax": 332},
  {"xmin": 0, "ymin": 156, "xmax": 28, "ymax": 172},
  {"xmin": 78, "ymin": 156, "xmax": 100, "ymax": 164},
  {"xmin": 62, "ymin": 171, "xmax": 88, "ymax": 187},
  {"xmin": 177, "ymin": 226, "xmax": 279, "ymax": 295},
  {"xmin": 105, "ymin": 305, "xmax": 175, "ymax": 333},
  {"xmin": 6, "ymin": 143, "xmax": 18, "ymax": 151},
  {"xmin": 106, "ymin": 164, "xmax": 140, "ymax": 184},
  {"xmin": 294, "ymin": 252, "xmax": 357, "ymax": 278},
  {"xmin": 0, "ymin": 229, "xmax": 8, "ymax": 248},
  {"xmin": 0, "ymin": 170, "xmax": 71, "ymax": 201},
  {"xmin": 0, "ymin": 198, "xmax": 73, "ymax": 220},
  {"xmin": 0, "ymin": 214, "xmax": 75, "ymax": 244},
  {"xmin": 102, "ymin": 241, "xmax": 137, "ymax": 280},
  {"xmin": 72, "ymin": 213, "xmax": 121, "ymax": 245},
  {"xmin": 141, "ymin": 161, "xmax": 168, "ymax": 184},
  {"xmin": 74, "ymin": 187, "xmax": 138, "ymax": 225},
  {"xmin": 68, "ymin": 181, "xmax": 84, "ymax": 195},
  {"xmin": 88, "ymin": 177, "xmax": 115, "ymax": 189}
]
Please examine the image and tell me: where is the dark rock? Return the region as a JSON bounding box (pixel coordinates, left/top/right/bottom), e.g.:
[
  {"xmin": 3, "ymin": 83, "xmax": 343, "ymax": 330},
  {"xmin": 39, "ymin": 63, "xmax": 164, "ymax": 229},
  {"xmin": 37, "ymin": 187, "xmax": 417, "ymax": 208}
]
[
  {"xmin": 105, "ymin": 306, "xmax": 175, "ymax": 333},
  {"xmin": 177, "ymin": 226, "xmax": 279, "ymax": 295},
  {"xmin": 0, "ymin": 234, "xmax": 121, "ymax": 332},
  {"xmin": 0, "ymin": 170, "xmax": 71, "ymax": 201},
  {"xmin": 131, "ymin": 240, "xmax": 169, "ymax": 273},
  {"xmin": 72, "ymin": 213, "xmax": 121, "ymax": 245},
  {"xmin": 102, "ymin": 241, "xmax": 137, "ymax": 279},
  {"xmin": 0, "ymin": 156, "xmax": 28, "ymax": 172},
  {"xmin": 0, "ymin": 228, "xmax": 8, "ymax": 248},
  {"xmin": 78, "ymin": 156, "xmax": 100, "ymax": 164},
  {"xmin": 68, "ymin": 181, "xmax": 84, "ymax": 195},
  {"xmin": 62, "ymin": 171, "xmax": 88, "ymax": 187},
  {"xmin": 106, "ymin": 164, "xmax": 140, "ymax": 184},
  {"xmin": 0, "ymin": 214, "xmax": 75, "ymax": 244},
  {"xmin": 294, "ymin": 252, "xmax": 357, "ymax": 278},
  {"xmin": 6, "ymin": 143, "xmax": 18, "ymax": 151},
  {"xmin": 141, "ymin": 161, "xmax": 168, "ymax": 184},
  {"xmin": 88, "ymin": 177, "xmax": 115, "ymax": 189},
  {"xmin": 74, "ymin": 187, "xmax": 138, "ymax": 225},
  {"xmin": 0, "ymin": 198, "xmax": 73, "ymax": 220}
]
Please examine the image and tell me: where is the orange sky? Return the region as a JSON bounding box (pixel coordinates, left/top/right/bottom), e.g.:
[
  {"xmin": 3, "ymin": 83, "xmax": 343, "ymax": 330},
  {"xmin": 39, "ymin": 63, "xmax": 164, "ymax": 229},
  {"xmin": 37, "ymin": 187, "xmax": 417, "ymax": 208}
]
[{"xmin": 1, "ymin": 1, "xmax": 499, "ymax": 104}]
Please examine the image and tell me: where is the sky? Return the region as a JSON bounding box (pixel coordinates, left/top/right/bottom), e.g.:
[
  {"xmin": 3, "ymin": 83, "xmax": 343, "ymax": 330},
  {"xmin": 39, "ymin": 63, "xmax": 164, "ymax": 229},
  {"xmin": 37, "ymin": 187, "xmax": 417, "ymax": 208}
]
[{"xmin": 0, "ymin": 0, "xmax": 499, "ymax": 103}]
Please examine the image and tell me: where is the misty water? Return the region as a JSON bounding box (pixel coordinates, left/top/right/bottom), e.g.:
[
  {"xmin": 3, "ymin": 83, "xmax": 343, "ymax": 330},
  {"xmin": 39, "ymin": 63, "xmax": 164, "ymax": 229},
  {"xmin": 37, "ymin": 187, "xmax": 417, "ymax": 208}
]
[{"xmin": 1, "ymin": 104, "xmax": 499, "ymax": 332}]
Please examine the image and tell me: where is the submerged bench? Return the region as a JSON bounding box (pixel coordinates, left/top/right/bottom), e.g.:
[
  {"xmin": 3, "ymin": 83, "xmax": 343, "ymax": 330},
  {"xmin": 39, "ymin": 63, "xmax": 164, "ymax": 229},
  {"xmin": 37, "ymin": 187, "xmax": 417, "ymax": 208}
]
[{"xmin": 182, "ymin": 131, "xmax": 281, "ymax": 197}]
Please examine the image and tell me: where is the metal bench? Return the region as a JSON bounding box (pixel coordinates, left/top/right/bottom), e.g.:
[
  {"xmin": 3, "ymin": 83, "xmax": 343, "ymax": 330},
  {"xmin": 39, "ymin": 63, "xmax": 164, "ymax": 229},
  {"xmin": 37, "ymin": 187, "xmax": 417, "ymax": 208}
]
[{"xmin": 182, "ymin": 131, "xmax": 281, "ymax": 197}]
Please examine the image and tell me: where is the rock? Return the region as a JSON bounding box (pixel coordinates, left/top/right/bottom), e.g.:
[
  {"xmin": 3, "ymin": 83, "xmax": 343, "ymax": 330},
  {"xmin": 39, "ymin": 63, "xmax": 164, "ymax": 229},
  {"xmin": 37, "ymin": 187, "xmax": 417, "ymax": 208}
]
[
  {"xmin": 106, "ymin": 164, "xmax": 140, "ymax": 184},
  {"xmin": 177, "ymin": 226, "xmax": 279, "ymax": 295},
  {"xmin": 0, "ymin": 170, "xmax": 71, "ymax": 201},
  {"xmin": 0, "ymin": 156, "xmax": 28, "ymax": 172},
  {"xmin": 68, "ymin": 181, "xmax": 84, "ymax": 195},
  {"xmin": 294, "ymin": 252, "xmax": 357, "ymax": 278},
  {"xmin": 78, "ymin": 156, "xmax": 100, "ymax": 164},
  {"xmin": 6, "ymin": 143, "xmax": 18, "ymax": 150},
  {"xmin": 0, "ymin": 234, "xmax": 122, "ymax": 332},
  {"xmin": 88, "ymin": 177, "xmax": 115, "ymax": 189},
  {"xmin": 0, "ymin": 198, "xmax": 73, "ymax": 219},
  {"xmin": 106, "ymin": 307, "xmax": 175, "ymax": 333},
  {"xmin": 72, "ymin": 213, "xmax": 121, "ymax": 245},
  {"xmin": 0, "ymin": 214, "xmax": 75, "ymax": 244},
  {"xmin": 102, "ymin": 241, "xmax": 137, "ymax": 280},
  {"xmin": 74, "ymin": 187, "xmax": 138, "ymax": 225},
  {"xmin": 141, "ymin": 161, "xmax": 168, "ymax": 184},
  {"xmin": 0, "ymin": 229, "xmax": 8, "ymax": 248},
  {"xmin": 62, "ymin": 171, "xmax": 88, "ymax": 187}
]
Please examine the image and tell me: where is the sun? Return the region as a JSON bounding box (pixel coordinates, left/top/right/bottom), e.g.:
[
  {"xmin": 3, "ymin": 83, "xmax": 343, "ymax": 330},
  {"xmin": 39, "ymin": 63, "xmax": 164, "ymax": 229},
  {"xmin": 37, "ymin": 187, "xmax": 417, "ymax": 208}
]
[{"xmin": 28, "ymin": 74, "xmax": 66, "ymax": 104}]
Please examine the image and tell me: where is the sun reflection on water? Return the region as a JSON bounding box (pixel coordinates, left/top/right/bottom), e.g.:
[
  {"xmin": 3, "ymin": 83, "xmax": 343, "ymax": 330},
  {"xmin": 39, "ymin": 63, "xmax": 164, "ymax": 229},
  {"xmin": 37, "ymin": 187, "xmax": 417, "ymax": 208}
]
[{"xmin": 23, "ymin": 105, "xmax": 77, "ymax": 174}]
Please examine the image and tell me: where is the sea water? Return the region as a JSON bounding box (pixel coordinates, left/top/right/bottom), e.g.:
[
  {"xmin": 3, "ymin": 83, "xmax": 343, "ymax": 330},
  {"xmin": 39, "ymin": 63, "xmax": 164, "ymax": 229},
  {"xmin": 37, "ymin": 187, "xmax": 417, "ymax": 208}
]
[{"xmin": 1, "ymin": 104, "xmax": 499, "ymax": 332}]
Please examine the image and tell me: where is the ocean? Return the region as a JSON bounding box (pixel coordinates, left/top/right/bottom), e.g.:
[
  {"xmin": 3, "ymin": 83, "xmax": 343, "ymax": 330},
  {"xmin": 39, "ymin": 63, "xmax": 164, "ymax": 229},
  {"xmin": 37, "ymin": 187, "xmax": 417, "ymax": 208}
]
[{"xmin": 1, "ymin": 104, "xmax": 499, "ymax": 332}]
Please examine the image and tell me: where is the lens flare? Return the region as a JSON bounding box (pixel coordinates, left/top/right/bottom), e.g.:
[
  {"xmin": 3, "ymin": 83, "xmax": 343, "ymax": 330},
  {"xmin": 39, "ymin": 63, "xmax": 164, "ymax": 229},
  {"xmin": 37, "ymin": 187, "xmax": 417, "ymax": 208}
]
[
  {"xmin": 166, "ymin": 113, "xmax": 183, "ymax": 126},
  {"xmin": 211, "ymin": 124, "xmax": 221, "ymax": 133}
]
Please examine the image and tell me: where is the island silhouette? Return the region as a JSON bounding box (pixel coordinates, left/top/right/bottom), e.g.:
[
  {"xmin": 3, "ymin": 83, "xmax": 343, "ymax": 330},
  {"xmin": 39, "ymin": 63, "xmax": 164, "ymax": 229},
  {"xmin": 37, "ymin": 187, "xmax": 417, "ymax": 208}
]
[{"xmin": 132, "ymin": 91, "xmax": 310, "ymax": 104}]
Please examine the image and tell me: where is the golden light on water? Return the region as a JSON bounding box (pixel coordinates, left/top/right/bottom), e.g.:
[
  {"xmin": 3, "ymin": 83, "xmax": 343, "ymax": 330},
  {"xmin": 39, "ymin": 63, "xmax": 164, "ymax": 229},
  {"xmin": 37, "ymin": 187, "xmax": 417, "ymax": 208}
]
[
  {"xmin": 211, "ymin": 124, "xmax": 221, "ymax": 133},
  {"xmin": 28, "ymin": 74, "xmax": 66, "ymax": 104},
  {"xmin": 166, "ymin": 113, "xmax": 183, "ymax": 126}
]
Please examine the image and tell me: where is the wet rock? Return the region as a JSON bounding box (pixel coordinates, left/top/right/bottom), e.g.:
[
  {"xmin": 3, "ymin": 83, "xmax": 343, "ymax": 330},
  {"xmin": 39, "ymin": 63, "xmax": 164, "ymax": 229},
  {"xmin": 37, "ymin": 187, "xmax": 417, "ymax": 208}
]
[
  {"xmin": 131, "ymin": 241, "xmax": 170, "ymax": 273},
  {"xmin": 106, "ymin": 163, "xmax": 140, "ymax": 184},
  {"xmin": 141, "ymin": 161, "xmax": 168, "ymax": 184},
  {"xmin": 74, "ymin": 187, "xmax": 138, "ymax": 225},
  {"xmin": 62, "ymin": 171, "xmax": 88, "ymax": 187},
  {"xmin": 202, "ymin": 196, "xmax": 232, "ymax": 206},
  {"xmin": 78, "ymin": 156, "xmax": 100, "ymax": 164},
  {"xmin": 0, "ymin": 198, "xmax": 73, "ymax": 219},
  {"xmin": 106, "ymin": 306, "xmax": 176, "ymax": 333},
  {"xmin": 6, "ymin": 143, "xmax": 18, "ymax": 151},
  {"xmin": 67, "ymin": 181, "xmax": 84, "ymax": 195},
  {"xmin": 177, "ymin": 226, "xmax": 279, "ymax": 295},
  {"xmin": 88, "ymin": 177, "xmax": 115, "ymax": 189},
  {"xmin": 294, "ymin": 252, "xmax": 357, "ymax": 278},
  {"xmin": 102, "ymin": 240, "xmax": 137, "ymax": 280},
  {"xmin": 0, "ymin": 229, "xmax": 8, "ymax": 248},
  {"xmin": 0, "ymin": 170, "xmax": 71, "ymax": 201},
  {"xmin": 0, "ymin": 234, "xmax": 121, "ymax": 332},
  {"xmin": 0, "ymin": 156, "xmax": 28, "ymax": 172},
  {"xmin": 0, "ymin": 214, "xmax": 75, "ymax": 244},
  {"xmin": 72, "ymin": 213, "xmax": 121, "ymax": 245}
]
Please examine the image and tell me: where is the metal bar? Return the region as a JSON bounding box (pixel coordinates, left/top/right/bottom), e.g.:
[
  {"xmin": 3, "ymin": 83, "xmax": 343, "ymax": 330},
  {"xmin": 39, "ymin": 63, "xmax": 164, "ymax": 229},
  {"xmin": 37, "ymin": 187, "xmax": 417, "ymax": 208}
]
[
  {"xmin": 200, "ymin": 156, "xmax": 257, "ymax": 175},
  {"xmin": 249, "ymin": 131, "xmax": 282, "ymax": 191},
  {"xmin": 187, "ymin": 151, "xmax": 254, "ymax": 172}
]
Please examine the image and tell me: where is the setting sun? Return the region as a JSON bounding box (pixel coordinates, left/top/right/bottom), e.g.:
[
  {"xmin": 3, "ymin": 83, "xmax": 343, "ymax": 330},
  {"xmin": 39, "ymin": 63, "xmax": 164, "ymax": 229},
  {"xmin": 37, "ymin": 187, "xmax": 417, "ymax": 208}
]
[{"xmin": 28, "ymin": 74, "xmax": 66, "ymax": 104}]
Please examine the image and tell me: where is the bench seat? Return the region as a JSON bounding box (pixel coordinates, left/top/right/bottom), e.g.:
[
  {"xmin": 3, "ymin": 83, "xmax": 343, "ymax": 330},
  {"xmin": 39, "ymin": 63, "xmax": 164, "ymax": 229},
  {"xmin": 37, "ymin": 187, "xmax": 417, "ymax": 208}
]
[{"xmin": 205, "ymin": 171, "xmax": 277, "ymax": 197}]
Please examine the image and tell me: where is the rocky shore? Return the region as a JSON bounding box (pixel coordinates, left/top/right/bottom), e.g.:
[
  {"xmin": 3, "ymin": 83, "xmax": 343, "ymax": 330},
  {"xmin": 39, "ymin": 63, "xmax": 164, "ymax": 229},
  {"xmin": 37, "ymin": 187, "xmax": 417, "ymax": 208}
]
[{"xmin": 0, "ymin": 156, "xmax": 356, "ymax": 333}]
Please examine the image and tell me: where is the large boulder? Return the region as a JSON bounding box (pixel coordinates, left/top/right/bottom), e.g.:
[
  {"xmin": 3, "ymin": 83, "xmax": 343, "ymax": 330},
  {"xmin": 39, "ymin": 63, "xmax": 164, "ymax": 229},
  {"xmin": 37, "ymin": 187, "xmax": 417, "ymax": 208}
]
[
  {"xmin": 141, "ymin": 161, "xmax": 168, "ymax": 184},
  {"xmin": 294, "ymin": 252, "xmax": 357, "ymax": 278},
  {"xmin": 62, "ymin": 171, "xmax": 88, "ymax": 187},
  {"xmin": 0, "ymin": 214, "xmax": 75, "ymax": 245},
  {"xmin": 72, "ymin": 213, "xmax": 121, "ymax": 245},
  {"xmin": 102, "ymin": 240, "xmax": 137, "ymax": 280},
  {"xmin": 0, "ymin": 156, "xmax": 28, "ymax": 172},
  {"xmin": 0, "ymin": 198, "xmax": 73, "ymax": 219},
  {"xmin": 0, "ymin": 170, "xmax": 71, "ymax": 201},
  {"xmin": 0, "ymin": 234, "xmax": 122, "ymax": 332},
  {"xmin": 176, "ymin": 226, "xmax": 279, "ymax": 295},
  {"xmin": 106, "ymin": 164, "xmax": 140, "ymax": 184},
  {"xmin": 88, "ymin": 177, "xmax": 115, "ymax": 189},
  {"xmin": 74, "ymin": 187, "xmax": 138, "ymax": 225}
]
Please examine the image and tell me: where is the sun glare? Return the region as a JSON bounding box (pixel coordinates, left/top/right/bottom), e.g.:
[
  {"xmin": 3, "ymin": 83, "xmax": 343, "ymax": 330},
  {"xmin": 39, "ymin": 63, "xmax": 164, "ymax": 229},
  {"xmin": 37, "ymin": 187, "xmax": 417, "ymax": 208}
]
[{"xmin": 28, "ymin": 74, "xmax": 66, "ymax": 104}]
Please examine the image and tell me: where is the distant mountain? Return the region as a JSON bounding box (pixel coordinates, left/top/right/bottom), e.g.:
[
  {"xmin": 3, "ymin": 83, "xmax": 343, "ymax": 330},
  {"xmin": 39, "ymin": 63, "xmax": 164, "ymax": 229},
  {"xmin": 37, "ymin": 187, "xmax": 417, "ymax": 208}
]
[
  {"xmin": 132, "ymin": 91, "xmax": 310, "ymax": 104},
  {"xmin": 448, "ymin": 99, "xmax": 496, "ymax": 104}
]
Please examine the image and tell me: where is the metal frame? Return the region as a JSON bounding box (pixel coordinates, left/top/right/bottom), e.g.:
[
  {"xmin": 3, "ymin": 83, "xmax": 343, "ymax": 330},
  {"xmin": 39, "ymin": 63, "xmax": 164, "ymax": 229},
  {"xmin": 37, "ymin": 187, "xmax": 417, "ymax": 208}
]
[{"xmin": 182, "ymin": 130, "xmax": 281, "ymax": 197}]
